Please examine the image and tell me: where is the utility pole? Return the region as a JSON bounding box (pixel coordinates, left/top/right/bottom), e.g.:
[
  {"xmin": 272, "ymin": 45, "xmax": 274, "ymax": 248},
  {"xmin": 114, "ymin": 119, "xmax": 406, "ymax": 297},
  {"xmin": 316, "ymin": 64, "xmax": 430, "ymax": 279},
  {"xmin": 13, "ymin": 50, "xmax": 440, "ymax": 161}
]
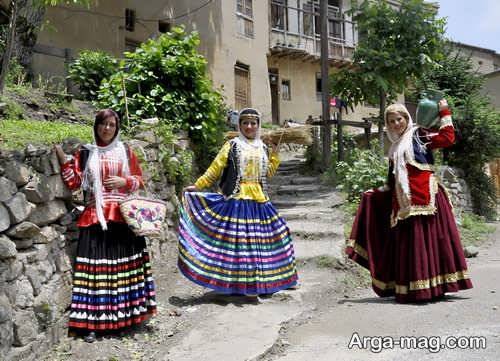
[{"xmin": 320, "ymin": 0, "xmax": 331, "ymax": 170}]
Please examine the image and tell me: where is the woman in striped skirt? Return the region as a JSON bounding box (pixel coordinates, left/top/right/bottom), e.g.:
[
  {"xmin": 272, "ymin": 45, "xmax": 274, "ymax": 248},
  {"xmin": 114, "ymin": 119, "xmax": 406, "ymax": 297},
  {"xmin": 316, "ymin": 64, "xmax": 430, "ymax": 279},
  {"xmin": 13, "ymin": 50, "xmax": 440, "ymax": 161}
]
[
  {"xmin": 179, "ymin": 108, "xmax": 298, "ymax": 297},
  {"xmin": 55, "ymin": 109, "xmax": 156, "ymax": 342}
]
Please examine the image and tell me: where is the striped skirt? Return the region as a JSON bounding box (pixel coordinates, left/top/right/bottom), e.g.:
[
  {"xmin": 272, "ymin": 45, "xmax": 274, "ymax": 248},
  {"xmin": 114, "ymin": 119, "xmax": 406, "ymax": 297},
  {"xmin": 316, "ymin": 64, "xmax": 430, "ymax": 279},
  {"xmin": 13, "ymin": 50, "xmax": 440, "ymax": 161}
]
[
  {"xmin": 68, "ymin": 222, "xmax": 157, "ymax": 332},
  {"xmin": 178, "ymin": 192, "xmax": 298, "ymax": 295}
]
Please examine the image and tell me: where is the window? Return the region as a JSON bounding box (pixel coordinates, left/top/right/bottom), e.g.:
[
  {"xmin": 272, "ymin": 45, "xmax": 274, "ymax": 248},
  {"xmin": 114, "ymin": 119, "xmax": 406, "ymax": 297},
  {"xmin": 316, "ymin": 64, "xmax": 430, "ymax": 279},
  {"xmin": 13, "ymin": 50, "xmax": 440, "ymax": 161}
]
[
  {"xmin": 281, "ymin": 80, "xmax": 291, "ymax": 100},
  {"xmin": 271, "ymin": 0, "xmax": 287, "ymax": 30},
  {"xmin": 235, "ymin": 63, "xmax": 251, "ymax": 110},
  {"xmin": 328, "ymin": 18, "xmax": 342, "ymax": 39},
  {"xmin": 236, "ymin": 0, "xmax": 254, "ymax": 37},
  {"xmin": 125, "ymin": 8, "xmax": 136, "ymax": 32},
  {"xmin": 303, "ymin": 1, "xmax": 341, "ymax": 37},
  {"xmin": 158, "ymin": 21, "xmax": 171, "ymax": 33},
  {"xmin": 316, "ymin": 72, "xmax": 322, "ymax": 93}
]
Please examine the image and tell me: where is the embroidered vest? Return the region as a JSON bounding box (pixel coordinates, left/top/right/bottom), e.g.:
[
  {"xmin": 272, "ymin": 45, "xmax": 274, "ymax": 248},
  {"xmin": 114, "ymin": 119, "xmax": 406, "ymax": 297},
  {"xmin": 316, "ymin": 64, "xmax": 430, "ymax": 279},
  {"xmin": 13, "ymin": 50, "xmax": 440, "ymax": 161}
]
[{"xmin": 219, "ymin": 140, "xmax": 270, "ymax": 198}]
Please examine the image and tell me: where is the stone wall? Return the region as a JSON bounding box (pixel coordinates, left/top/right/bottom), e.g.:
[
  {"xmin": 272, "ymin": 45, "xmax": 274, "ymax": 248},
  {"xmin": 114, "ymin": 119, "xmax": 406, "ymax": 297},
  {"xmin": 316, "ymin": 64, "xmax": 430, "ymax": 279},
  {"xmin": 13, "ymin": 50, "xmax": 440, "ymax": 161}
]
[
  {"xmin": 436, "ymin": 166, "xmax": 474, "ymax": 216},
  {"xmin": 0, "ymin": 120, "xmax": 183, "ymax": 361}
]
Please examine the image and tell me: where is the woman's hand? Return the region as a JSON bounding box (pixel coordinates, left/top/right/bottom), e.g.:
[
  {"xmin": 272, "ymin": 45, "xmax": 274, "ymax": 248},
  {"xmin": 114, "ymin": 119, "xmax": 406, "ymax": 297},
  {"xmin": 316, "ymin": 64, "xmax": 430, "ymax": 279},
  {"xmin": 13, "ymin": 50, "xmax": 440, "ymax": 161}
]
[
  {"xmin": 53, "ymin": 145, "xmax": 67, "ymax": 165},
  {"xmin": 103, "ymin": 176, "xmax": 127, "ymax": 189},
  {"xmin": 438, "ymin": 98, "xmax": 449, "ymax": 111},
  {"xmin": 269, "ymin": 142, "xmax": 279, "ymax": 154},
  {"xmin": 183, "ymin": 185, "xmax": 199, "ymax": 193}
]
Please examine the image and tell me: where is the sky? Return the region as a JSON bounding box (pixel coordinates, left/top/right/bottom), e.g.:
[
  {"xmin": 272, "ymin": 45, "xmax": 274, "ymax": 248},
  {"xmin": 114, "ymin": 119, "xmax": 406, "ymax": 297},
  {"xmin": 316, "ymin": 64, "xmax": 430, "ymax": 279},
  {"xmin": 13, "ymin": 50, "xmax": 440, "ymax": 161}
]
[{"xmin": 435, "ymin": 0, "xmax": 500, "ymax": 53}]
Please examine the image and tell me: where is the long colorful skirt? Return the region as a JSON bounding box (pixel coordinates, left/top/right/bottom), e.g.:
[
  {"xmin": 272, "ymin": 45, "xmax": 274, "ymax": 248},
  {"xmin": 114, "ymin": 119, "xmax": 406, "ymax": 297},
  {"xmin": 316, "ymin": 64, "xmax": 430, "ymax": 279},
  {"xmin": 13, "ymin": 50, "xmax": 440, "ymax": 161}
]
[
  {"xmin": 178, "ymin": 192, "xmax": 298, "ymax": 295},
  {"xmin": 68, "ymin": 222, "xmax": 157, "ymax": 333},
  {"xmin": 346, "ymin": 186, "xmax": 472, "ymax": 303}
]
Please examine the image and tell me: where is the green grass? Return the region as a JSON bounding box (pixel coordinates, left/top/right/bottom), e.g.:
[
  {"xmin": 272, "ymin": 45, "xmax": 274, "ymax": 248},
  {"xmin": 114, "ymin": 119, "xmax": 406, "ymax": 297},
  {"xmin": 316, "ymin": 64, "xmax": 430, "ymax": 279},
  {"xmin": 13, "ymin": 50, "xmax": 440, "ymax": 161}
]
[
  {"xmin": 0, "ymin": 118, "xmax": 92, "ymax": 150},
  {"xmin": 1, "ymin": 97, "xmax": 24, "ymax": 119},
  {"xmin": 459, "ymin": 212, "xmax": 495, "ymax": 247}
]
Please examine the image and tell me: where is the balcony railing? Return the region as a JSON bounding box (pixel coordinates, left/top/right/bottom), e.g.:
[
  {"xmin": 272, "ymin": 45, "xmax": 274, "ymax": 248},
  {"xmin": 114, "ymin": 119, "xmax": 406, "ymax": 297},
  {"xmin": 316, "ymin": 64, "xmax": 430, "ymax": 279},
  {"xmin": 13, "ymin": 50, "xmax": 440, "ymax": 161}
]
[{"xmin": 269, "ymin": 0, "xmax": 356, "ymax": 60}]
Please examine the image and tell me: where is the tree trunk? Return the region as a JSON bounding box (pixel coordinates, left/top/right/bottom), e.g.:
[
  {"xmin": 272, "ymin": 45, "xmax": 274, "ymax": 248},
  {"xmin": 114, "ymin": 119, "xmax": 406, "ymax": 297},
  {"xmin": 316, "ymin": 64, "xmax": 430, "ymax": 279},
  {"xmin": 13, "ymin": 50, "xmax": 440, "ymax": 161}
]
[
  {"xmin": 13, "ymin": 0, "xmax": 46, "ymax": 76},
  {"xmin": 378, "ymin": 90, "xmax": 386, "ymax": 157},
  {"xmin": 0, "ymin": 0, "xmax": 18, "ymax": 95}
]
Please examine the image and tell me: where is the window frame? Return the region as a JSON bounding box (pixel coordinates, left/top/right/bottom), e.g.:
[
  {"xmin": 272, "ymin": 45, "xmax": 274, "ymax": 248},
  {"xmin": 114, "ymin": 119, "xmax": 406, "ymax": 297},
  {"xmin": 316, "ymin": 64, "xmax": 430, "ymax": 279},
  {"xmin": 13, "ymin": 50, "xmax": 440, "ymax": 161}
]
[
  {"xmin": 236, "ymin": 0, "xmax": 255, "ymax": 38},
  {"xmin": 281, "ymin": 79, "xmax": 291, "ymax": 101},
  {"xmin": 125, "ymin": 8, "xmax": 136, "ymax": 32}
]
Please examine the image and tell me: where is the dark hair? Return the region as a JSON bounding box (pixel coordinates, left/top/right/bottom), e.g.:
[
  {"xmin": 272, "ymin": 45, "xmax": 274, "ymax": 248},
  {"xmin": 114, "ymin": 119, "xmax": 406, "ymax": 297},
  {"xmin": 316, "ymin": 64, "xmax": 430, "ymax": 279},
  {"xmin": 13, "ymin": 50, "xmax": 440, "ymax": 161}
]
[
  {"xmin": 238, "ymin": 108, "xmax": 260, "ymax": 125},
  {"xmin": 94, "ymin": 109, "xmax": 120, "ymax": 143}
]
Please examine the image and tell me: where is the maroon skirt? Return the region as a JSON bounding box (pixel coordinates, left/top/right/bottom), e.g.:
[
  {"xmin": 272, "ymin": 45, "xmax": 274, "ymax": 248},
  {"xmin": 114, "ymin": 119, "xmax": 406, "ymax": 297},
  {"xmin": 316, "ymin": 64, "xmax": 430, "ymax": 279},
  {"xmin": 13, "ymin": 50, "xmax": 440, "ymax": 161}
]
[{"xmin": 346, "ymin": 186, "xmax": 472, "ymax": 303}]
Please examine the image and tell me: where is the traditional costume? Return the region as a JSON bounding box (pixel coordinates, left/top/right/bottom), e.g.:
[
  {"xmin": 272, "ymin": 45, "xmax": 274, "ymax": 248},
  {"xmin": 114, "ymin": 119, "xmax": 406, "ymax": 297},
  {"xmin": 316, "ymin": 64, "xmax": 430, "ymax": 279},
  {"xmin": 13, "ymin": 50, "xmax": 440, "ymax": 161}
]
[
  {"xmin": 61, "ymin": 111, "xmax": 156, "ymax": 334},
  {"xmin": 178, "ymin": 108, "xmax": 298, "ymax": 295},
  {"xmin": 346, "ymin": 104, "xmax": 472, "ymax": 303}
]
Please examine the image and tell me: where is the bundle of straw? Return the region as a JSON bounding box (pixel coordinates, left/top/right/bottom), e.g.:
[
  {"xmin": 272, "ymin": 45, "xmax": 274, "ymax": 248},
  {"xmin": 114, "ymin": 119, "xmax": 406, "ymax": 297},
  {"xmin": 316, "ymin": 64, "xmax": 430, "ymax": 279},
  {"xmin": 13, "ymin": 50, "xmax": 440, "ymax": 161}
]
[{"xmin": 225, "ymin": 126, "xmax": 313, "ymax": 146}]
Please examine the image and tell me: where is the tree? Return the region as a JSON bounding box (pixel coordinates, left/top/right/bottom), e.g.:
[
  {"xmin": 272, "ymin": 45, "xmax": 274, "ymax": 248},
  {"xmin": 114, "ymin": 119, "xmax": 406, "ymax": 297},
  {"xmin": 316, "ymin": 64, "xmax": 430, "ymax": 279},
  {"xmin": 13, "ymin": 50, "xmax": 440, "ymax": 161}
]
[
  {"xmin": 96, "ymin": 28, "xmax": 226, "ymax": 169},
  {"xmin": 330, "ymin": 0, "xmax": 445, "ymax": 152},
  {"xmin": 412, "ymin": 46, "xmax": 500, "ymax": 218},
  {"xmin": 0, "ymin": 0, "xmax": 90, "ymax": 94}
]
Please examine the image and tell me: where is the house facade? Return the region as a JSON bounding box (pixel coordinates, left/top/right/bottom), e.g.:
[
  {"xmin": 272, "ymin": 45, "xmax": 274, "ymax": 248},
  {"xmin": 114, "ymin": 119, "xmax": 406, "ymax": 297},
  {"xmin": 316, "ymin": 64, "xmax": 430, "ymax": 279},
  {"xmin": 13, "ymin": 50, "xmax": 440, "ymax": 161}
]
[
  {"xmin": 451, "ymin": 41, "xmax": 500, "ymax": 75},
  {"xmin": 3, "ymin": 0, "xmax": 382, "ymax": 124}
]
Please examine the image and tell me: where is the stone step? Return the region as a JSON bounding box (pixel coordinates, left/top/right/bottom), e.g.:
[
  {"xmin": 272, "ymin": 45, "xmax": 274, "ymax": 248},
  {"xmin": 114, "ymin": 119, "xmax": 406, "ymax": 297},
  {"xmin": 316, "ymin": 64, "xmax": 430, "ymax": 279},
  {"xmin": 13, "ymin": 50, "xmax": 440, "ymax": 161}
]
[
  {"xmin": 268, "ymin": 174, "xmax": 297, "ymax": 186},
  {"xmin": 272, "ymin": 198, "xmax": 325, "ymax": 208},
  {"xmin": 279, "ymin": 160, "xmax": 304, "ymax": 168},
  {"xmin": 278, "ymin": 161, "xmax": 304, "ymax": 169},
  {"xmin": 279, "ymin": 208, "xmax": 342, "ymax": 221},
  {"xmin": 292, "ymin": 238, "xmax": 344, "ymax": 261},
  {"xmin": 276, "ymin": 184, "xmax": 324, "ymax": 196},
  {"xmin": 276, "ymin": 169, "xmax": 303, "ymax": 177},
  {"xmin": 290, "ymin": 176, "xmax": 319, "ymax": 185},
  {"xmin": 271, "ymin": 192, "xmax": 344, "ymax": 210},
  {"xmin": 287, "ymin": 220, "xmax": 344, "ymax": 240}
]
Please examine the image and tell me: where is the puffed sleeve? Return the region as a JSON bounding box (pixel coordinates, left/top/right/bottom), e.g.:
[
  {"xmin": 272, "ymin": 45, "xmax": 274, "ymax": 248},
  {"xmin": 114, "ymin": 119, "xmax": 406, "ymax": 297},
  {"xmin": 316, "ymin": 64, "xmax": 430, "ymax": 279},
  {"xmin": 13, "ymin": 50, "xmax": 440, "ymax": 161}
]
[
  {"xmin": 194, "ymin": 142, "xmax": 231, "ymax": 189},
  {"xmin": 267, "ymin": 150, "xmax": 281, "ymax": 177},
  {"xmin": 125, "ymin": 149, "xmax": 144, "ymax": 192},
  {"xmin": 424, "ymin": 109, "xmax": 456, "ymax": 150},
  {"xmin": 61, "ymin": 149, "xmax": 83, "ymax": 190}
]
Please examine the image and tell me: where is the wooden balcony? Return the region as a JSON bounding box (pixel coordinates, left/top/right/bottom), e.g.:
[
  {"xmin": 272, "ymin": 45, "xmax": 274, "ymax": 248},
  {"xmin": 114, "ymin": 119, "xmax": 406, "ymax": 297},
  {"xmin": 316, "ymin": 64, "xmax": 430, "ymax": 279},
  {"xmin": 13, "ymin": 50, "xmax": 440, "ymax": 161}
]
[{"xmin": 269, "ymin": 0, "xmax": 356, "ymax": 66}]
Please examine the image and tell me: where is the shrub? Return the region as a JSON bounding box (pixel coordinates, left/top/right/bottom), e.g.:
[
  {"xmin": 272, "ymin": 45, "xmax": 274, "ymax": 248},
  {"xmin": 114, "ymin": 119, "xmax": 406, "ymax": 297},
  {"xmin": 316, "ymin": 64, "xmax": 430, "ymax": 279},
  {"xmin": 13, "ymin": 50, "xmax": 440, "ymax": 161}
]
[
  {"xmin": 334, "ymin": 147, "xmax": 387, "ymax": 202},
  {"xmin": 155, "ymin": 123, "xmax": 194, "ymax": 192},
  {"xmin": 97, "ymin": 27, "xmax": 225, "ymax": 169},
  {"xmin": 68, "ymin": 50, "xmax": 119, "ymax": 100}
]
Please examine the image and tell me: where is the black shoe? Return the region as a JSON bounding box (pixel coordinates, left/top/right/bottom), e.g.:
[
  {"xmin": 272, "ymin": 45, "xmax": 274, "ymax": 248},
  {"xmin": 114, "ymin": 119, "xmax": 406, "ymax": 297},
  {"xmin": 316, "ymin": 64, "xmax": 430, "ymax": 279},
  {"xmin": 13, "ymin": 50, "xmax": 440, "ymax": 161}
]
[{"xmin": 84, "ymin": 331, "xmax": 96, "ymax": 343}]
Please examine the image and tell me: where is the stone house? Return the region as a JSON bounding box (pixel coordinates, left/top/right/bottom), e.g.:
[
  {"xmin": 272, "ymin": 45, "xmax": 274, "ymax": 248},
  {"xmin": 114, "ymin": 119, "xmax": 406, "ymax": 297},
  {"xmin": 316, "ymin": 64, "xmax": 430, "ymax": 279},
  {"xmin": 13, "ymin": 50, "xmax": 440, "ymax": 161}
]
[{"xmin": 1, "ymin": 0, "xmax": 389, "ymax": 124}]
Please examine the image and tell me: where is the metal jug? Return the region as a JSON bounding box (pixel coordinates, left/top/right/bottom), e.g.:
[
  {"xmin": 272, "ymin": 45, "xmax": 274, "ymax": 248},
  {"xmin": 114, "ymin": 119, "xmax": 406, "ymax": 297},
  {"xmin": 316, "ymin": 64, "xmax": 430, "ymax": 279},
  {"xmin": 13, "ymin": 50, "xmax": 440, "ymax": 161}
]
[{"xmin": 416, "ymin": 89, "xmax": 445, "ymax": 129}]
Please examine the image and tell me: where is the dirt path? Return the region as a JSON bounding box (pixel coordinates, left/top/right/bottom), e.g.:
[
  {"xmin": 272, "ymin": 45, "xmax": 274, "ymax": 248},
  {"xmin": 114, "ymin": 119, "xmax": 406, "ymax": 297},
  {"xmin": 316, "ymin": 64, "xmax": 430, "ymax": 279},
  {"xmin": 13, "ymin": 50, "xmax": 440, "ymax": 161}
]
[
  {"xmin": 271, "ymin": 224, "xmax": 500, "ymax": 361},
  {"xmin": 41, "ymin": 152, "xmax": 498, "ymax": 361},
  {"xmin": 42, "ymin": 152, "xmax": 348, "ymax": 361}
]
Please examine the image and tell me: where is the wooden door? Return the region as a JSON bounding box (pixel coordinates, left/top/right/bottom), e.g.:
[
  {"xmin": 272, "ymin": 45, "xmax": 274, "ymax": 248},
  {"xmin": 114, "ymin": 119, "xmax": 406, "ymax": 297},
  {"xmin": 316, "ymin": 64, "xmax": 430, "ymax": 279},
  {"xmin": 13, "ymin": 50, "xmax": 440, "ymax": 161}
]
[{"xmin": 235, "ymin": 64, "xmax": 251, "ymax": 110}]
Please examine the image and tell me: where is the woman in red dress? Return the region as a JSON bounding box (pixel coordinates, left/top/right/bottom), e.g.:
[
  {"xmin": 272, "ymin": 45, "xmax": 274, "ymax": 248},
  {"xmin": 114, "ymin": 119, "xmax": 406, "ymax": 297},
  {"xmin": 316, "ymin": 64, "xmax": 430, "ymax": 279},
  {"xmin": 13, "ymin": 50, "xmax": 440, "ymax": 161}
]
[
  {"xmin": 346, "ymin": 100, "xmax": 472, "ymax": 303},
  {"xmin": 55, "ymin": 109, "xmax": 156, "ymax": 341}
]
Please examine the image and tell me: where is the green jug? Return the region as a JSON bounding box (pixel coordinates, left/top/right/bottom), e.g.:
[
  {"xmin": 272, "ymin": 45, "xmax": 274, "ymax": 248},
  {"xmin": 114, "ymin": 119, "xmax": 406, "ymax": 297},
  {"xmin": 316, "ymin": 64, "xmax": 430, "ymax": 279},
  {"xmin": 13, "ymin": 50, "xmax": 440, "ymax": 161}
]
[{"xmin": 416, "ymin": 89, "xmax": 445, "ymax": 129}]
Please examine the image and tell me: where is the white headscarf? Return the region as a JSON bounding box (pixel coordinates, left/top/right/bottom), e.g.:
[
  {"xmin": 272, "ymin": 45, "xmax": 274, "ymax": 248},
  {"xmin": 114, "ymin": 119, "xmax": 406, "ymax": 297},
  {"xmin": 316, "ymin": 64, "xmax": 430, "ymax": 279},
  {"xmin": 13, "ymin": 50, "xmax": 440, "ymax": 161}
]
[
  {"xmin": 385, "ymin": 104, "xmax": 426, "ymax": 208},
  {"xmin": 233, "ymin": 108, "xmax": 268, "ymax": 181},
  {"xmin": 82, "ymin": 117, "xmax": 129, "ymax": 230}
]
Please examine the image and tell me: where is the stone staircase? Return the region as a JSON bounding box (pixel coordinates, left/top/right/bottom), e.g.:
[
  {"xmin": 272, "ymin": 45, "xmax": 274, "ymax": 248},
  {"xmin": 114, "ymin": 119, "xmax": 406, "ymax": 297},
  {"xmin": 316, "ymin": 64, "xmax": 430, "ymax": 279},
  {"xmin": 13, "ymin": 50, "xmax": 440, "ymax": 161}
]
[{"xmin": 269, "ymin": 154, "xmax": 346, "ymax": 262}]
